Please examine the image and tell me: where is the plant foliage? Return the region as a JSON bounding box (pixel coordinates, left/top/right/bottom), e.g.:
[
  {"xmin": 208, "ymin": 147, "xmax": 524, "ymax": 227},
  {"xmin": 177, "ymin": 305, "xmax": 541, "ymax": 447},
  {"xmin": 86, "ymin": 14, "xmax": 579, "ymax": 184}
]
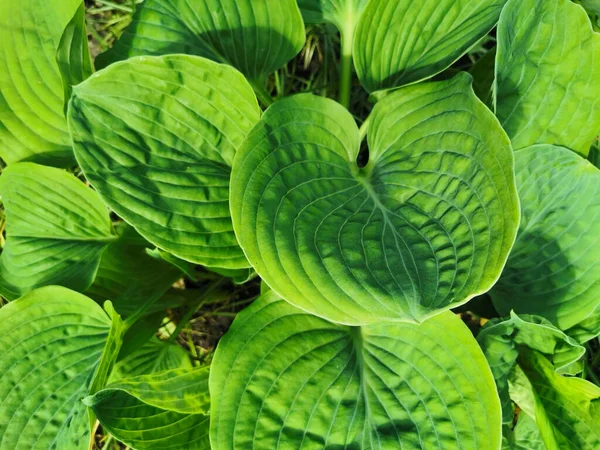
[{"xmin": 0, "ymin": 0, "xmax": 599, "ymax": 449}]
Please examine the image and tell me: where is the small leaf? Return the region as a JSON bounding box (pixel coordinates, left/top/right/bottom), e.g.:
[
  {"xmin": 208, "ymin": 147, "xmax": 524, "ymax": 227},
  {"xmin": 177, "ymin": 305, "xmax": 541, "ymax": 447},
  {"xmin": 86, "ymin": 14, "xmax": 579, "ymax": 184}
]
[
  {"xmin": 95, "ymin": 0, "xmax": 305, "ymax": 82},
  {"xmin": 0, "ymin": 163, "xmax": 116, "ymax": 300},
  {"xmin": 210, "ymin": 292, "xmax": 501, "ymax": 449},
  {"xmin": 297, "ymin": 0, "xmax": 369, "ymax": 30},
  {"xmin": 492, "ymin": 145, "xmax": 600, "ymax": 334},
  {"xmin": 0, "ymin": 286, "xmax": 112, "ymax": 449},
  {"xmin": 502, "ymin": 414, "xmax": 546, "ymax": 450},
  {"xmin": 85, "ymin": 223, "xmax": 182, "ymax": 316},
  {"xmin": 85, "ymin": 367, "xmax": 210, "ymax": 450},
  {"xmin": 494, "ymin": 0, "xmax": 600, "ymax": 155},
  {"xmin": 518, "ymin": 349, "xmax": 600, "ymax": 450},
  {"xmin": 68, "ymin": 55, "xmax": 261, "ymax": 270},
  {"xmin": 353, "ymin": 0, "xmax": 507, "ymax": 93},
  {"xmin": 111, "ymin": 337, "xmax": 192, "ymax": 382},
  {"xmin": 56, "ymin": 2, "xmax": 94, "ymax": 113},
  {"xmin": 0, "ymin": 0, "xmax": 83, "ymax": 166},
  {"xmin": 231, "ymin": 74, "xmax": 519, "ymax": 325},
  {"xmin": 478, "ymin": 312, "xmax": 585, "ymax": 423}
]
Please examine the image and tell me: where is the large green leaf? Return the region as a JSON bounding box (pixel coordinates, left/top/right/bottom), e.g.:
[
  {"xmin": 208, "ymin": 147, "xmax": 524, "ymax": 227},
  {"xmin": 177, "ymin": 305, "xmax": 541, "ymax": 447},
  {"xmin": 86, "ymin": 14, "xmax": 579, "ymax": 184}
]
[
  {"xmin": 478, "ymin": 313, "xmax": 585, "ymax": 423},
  {"xmin": 95, "ymin": 0, "xmax": 305, "ymax": 83},
  {"xmin": 494, "ymin": 0, "xmax": 600, "ymax": 155},
  {"xmin": 68, "ymin": 55, "xmax": 261, "ymax": 270},
  {"xmin": 0, "ymin": 0, "xmax": 83, "ymax": 166},
  {"xmin": 85, "ymin": 223, "xmax": 182, "ymax": 316},
  {"xmin": 0, "ymin": 286, "xmax": 112, "ymax": 449},
  {"xmin": 491, "ymin": 145, "xmax": 600, "ymax": 333},
  {"xmin": 0, "ymin": 163, "xmax": 116, "ymax": 300},
  {"xmin": 210, "ymin": 291, "xmax": 501, "ymax": 449},
  {"xmin": 85, "ymin": 367, "xmax": 210, "ymax": 449},
  {"xmin": 517, "ymin": 349, "xmax": 600, "ymax": 450},
  {"xmin": 353, "ymin": 0, "xmax": 507, "ymax": 93},
  {"xmin": 231, "ymin": 74, "xmax": 519, "ymax": 325}
]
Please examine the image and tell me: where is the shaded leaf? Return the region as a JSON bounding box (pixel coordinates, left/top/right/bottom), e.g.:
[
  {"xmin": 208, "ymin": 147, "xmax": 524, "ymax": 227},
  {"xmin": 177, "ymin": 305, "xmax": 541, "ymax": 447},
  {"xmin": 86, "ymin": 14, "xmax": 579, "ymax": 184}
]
[
  {"xmin": 210, "ymin": 291, "xmax": 501, "ymax": 449},
  {"xmin": 68, "ymin": 55, "xmax": 261, "ymax": 270},
  {"xmin": 0, "ymin": 163, "xmax": 116, "ymax": 300},
  {"xmin": 231, "ymin": 74, "xmax": 519, "ymax": 325},
  {"xmin": 492, "ymin": 145, "xmax": 600, "ymax": 333},
  {"xmin": 494, "ymin": 0, "xmax": 600, "ymax": 155},
  {"xmin": 85, "ymin": 367, "xmax": 210, "ymax": 450},
  {"xmin": 354, "ymin": 0, "xmax": 507, "ymax": 93},
  {"xmin": 297, "ymin": 0, "xmax": 369, "ymax": 30},
  {"xmin": 95, "ymin": 0, "xmax": 305, "ymax": 82}
]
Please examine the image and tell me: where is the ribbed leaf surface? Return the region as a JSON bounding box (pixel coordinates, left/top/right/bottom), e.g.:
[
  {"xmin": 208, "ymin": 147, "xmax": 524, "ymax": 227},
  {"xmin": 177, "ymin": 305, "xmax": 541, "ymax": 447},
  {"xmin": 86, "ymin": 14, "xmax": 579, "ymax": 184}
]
[
  {"xmin": 231, "ymin": 74, "xmax": 519, "ymax": 325},
  {"xmin": 68, "ymin": 55, "xmax": 261, "ymax": 269},
  {"xmin": 210, "ymin": 292, "xmax": 501, "ymax": 449}
]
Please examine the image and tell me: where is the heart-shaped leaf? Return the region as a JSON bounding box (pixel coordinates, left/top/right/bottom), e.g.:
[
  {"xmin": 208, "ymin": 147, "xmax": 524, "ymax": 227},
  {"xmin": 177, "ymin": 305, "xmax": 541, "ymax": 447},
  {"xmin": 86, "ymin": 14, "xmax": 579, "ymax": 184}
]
[
  {"xmin": 68, "ymin": 55, "xmax": 261, "ymax": 270},
  {"xmin": 0, "ymin": 286, "xmax": 113, "ymax": 449},
  {"xmin": 353, "ymin": 0, "xmax": 507, "ymax": 93},
  {"xmin": 0, "ymin": 163, "xmax": 116, "ymax": 300},
  {"xmin": 491, "ymin": 145, "xmax": 600, "ymax": 335},
  {"xmin": 210, "ymin": 291, "xmax": 501, "ymax": 449},
  {"xmin": 231, "ymin": 73, "xmax": 519, "ymax": 325},
  {"xmin": 85, "ymin": 367, "xmax": 210, "ymax": 450},
  {"xmin": 494, "ymin": 0, "xmax": 600, "ymax": 155},
  {"xmin": 96, "ymin": 0, "xmax": 305, "ymax": 83},
  {"xmin": 0, "ymin": 0, "xmax": 85, "ymax": 166}
]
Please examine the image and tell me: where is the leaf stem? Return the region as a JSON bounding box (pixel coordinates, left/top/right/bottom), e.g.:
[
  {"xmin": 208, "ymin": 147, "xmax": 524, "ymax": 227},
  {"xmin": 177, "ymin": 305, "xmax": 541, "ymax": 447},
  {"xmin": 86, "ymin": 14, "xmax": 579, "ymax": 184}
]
[
  {"xmin": 339, "ymin": 24, "xmax": 355, "ymax": 109},
  {"xmin": 168, "ymin": 277, "xmax": 227, "ymax": 343},
  {"xmin": 250, "ymin": 79, "xmax": 275, "ymax": 107}
]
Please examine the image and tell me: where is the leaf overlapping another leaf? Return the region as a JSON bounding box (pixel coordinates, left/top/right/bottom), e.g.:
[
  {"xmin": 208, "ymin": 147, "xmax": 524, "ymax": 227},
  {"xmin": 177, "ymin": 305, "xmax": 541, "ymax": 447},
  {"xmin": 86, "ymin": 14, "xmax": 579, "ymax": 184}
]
[
  {"xmin": 210, "ymin": 291, "xmax": 501, "ymax": 449},
  {"xmin": 68, "ymin": 54, "xmax": 261, "ymax": 270},
  {"xmin": 231, "ymin": 73, "xmax": 519, "ymax": 325}
]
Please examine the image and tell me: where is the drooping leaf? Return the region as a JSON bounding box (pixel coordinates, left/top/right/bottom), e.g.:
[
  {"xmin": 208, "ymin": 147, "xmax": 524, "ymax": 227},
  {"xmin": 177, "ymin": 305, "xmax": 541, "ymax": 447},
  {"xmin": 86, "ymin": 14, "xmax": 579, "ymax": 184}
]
[
  {"xmin": 111, "ymin": 337, "xmax": 192, "ymax": 382},
  {"xmin": 353, "ymin": 0, "xmax": 507, "ymax": 93},
  {"xmin": 84, "ymin": 367, "xmax": 210, "ymax": 450},
  {"xmin": 494, "ymin": 0, "xmax": 600, "ymax": 155},
  {"xmin": 95, "ymin": 0, "xmax": 305, "ymax": 83},
  {"xmin": 85, "ymin": 223, "xmax": 182, "ymax": 316},
  {"xmin": 231, "ymin": 74, "xmax": 519, "ymax": 325},
  {"xmin": 68, "ymin": 55, "xmax": 261, "ymax": 270},
  {"xmin": 0, "ymin": 163, "xmax": 117, "ymax": 300},
  {"xmin": 210, "ymin": 291, "xmax": 501, "ymax": 449},
  {"xmin": 517, "ymin": 349, "xmax": 600, "ymax": 450},
  {"xmin": 0, "ymin": 286, "xmax": 112, "ymax": 449},
  {"xmin": 492, "ymin": 145, "xmax": 600, "ymax": 333},
  {"xmin": 0, "ymin": 0, "xmax": 83, "ymax": 166},
  {"xmin": 478, "ymin": 312, "xmax": 585, "ymax": 423},
  {"xmin": 56, "ymin": 2, "xmax": 94, "ymax": 113}
]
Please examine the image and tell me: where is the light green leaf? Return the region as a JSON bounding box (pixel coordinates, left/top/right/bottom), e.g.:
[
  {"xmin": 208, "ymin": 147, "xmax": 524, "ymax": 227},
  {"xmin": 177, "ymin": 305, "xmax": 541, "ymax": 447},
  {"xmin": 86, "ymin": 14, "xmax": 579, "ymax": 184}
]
[
  {"xmin": 478, "ymin": 312, "xmax": 585, "ymax": 423},
  {"xmin": 85, "ymin": 367, "xmax": 210, "ymax": 450},
  {"xmin": 231, "ymin": 74, "xmax": 519, "ymax": 325},
  {"xmin": 95, "ymin": 0, "xmax": 305, "ymax": 82},
  {"xmin": 518, "ymin": 349, "xmax": 600, "ymax": 450},
  {"xmin": 353, "ymin": 0, "xmax": 507, "ymax": 93},
  {"xmin": 68, "ymin": 55, "xmax": 261, "ymax": 270},
  {"xmin": 494, "ymin": 0, "xmax": 600, "ymax": 155},
  {"xmin": 565, "ymin": 304, "xmax": 600, "ymax": 344},
  {"xmin": 0, "ymin": 286, "xmax": 111, "ymax": 449},
  {"xmin": 491, "ymin": 145, "xmax": 600, "ymax": 332},
  {"xmin": 0, "ymin": 0, "xmax": 83, "ymax": 166},
  {"xmin": 111, "ymin": 337, "xmax": 192, "ymax": 382},
  {"xmin": 0, "ymin": 163, "xmax": 116, "ymax": 300},
  {"xmin": 85, "ymin": 223, "xmax": 182, "ymax": 316},
  {"xmin": 297, "ymin": 0, "xmax": 369, "ymax": 30},
  {"xmin": 210, "ymin": 291, "xmax": 501, "ymax": 449},
  {"xmin": 56, "ymin": 2, "xmax": 94, "ymax": 113},
  {"xmin": 503, "ymin": 414, "xmax": 547, "ymax": 450}
]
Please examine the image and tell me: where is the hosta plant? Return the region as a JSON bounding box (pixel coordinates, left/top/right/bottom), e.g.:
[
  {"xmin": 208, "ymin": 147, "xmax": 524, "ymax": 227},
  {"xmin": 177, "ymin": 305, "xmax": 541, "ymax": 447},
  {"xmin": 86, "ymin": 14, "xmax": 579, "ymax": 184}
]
[{"xmin": 0, "ymin": 0, "xmax": 599, "ymax": 449}]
